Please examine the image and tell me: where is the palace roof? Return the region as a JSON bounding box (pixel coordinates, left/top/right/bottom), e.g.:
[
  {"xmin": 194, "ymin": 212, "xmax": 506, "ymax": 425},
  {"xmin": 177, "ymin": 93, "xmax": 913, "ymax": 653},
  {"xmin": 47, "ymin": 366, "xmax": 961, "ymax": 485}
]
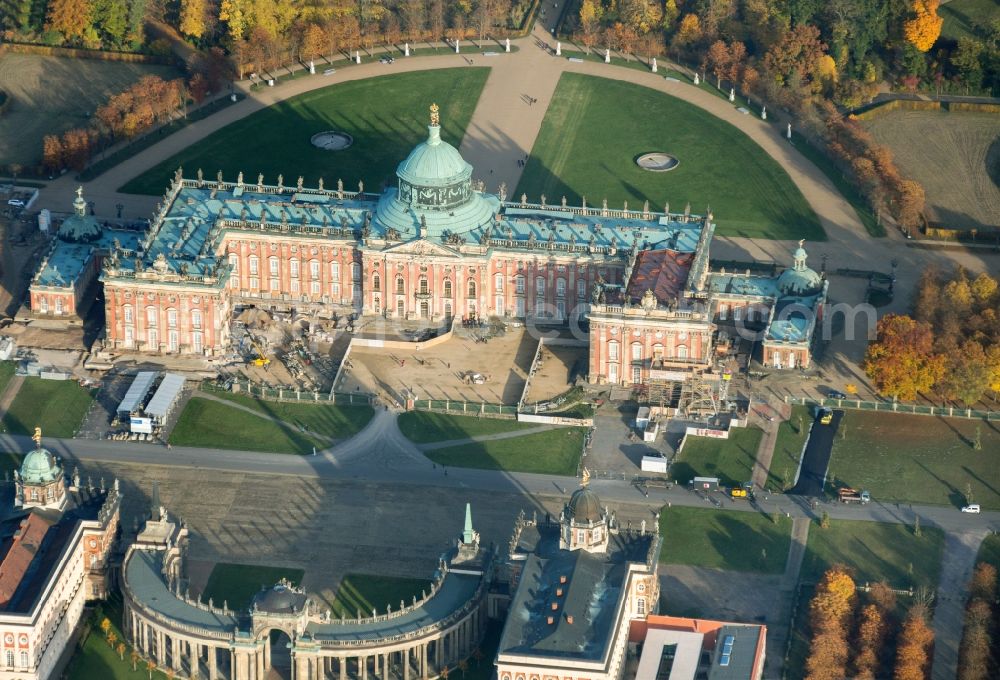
[
  {"xmin": 499, "ymin": 523, "xmax": 655, "ymax": 663},
  {"xmin": 33, "ymin": 229, "xmax": 140, "ymax": 290}
]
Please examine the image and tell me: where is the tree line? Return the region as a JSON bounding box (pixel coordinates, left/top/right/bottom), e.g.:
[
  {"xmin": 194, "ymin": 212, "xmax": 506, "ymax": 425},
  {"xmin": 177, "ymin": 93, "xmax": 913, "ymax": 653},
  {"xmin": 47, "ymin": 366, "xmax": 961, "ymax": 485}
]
[
  {"xmin": 865, "ymin": 267, "xmax": 1000, "ymax": 406},
  {"xmin": 40, "ymin": 49, "xmax": 230, "ymax": 174},
  {"xmin": 805, "ymin": 565, "xmax": 935, "ymax": 680},
  {"xmin": 957, "ymin": 562, "xmax": 998, "ymax": 680}
]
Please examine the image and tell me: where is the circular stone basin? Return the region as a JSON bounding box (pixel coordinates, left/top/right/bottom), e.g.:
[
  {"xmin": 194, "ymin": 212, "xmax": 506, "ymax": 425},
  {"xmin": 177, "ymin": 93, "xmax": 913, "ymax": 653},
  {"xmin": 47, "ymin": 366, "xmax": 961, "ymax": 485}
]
[
  {"xmin": 311, "ymin": 131, "xmax": 354, "ymax": 151},
  {"xmin": 636, "ymin": 152, "xmax": 680, "ymax": 172}
]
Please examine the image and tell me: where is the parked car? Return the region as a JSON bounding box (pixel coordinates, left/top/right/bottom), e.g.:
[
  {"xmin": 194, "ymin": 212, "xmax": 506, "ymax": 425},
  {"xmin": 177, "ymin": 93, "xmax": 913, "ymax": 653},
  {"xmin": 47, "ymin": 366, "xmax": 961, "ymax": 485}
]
[
  {"xmin": 7, "ymin": 199, "xmax": 25, "ymax": 208},
  {"xmin": 379, "ymin": 56, "xmax": 395, "ymax": 64},
  {"xmin": 962, "ymin": 504, "xmax": 981, "ymax": 514},
  {"xmin": 827, "ymin": 389, "xmax": 848, "ymax": 399}
]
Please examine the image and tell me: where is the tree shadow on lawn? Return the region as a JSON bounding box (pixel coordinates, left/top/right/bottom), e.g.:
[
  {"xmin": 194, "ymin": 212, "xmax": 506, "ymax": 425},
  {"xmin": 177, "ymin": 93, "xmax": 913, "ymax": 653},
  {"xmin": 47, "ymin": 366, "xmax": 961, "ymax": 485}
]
[
  {"xmin": 704, "ymin": 513, "xmax": 787, "ymax": 573},
  {"xmin": 915, "ymin": 459, "xmax": 968, "ymax": 509}
]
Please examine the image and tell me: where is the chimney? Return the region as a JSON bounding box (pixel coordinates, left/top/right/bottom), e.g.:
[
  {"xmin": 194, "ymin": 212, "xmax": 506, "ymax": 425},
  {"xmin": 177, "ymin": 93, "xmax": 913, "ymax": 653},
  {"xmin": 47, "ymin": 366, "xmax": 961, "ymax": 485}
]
[
  {"xmin": 556, "ymin": 588, "xmax": 563, "ymax": 597},
  {"xmin": 566, "ymin": 614, "xmax": 574, "ymax": 624},
  {"xmin": 551, "ymin": 602, "xmax": 558, "ymax": 611},
  {"xmin": 560, "ymin": 575, "xmax": 567, "ymax": 584},
  {"xmin": 547, "ymin": 616, "xmax": 555, "ymax": 625}
]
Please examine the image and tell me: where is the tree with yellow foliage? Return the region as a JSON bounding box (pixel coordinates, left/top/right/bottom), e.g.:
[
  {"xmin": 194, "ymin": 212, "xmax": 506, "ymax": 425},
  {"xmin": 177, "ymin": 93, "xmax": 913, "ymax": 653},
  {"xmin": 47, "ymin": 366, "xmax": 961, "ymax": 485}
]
[
  {"xmin": 674, "ymin": 13, "xmax": 700, "ymax": 48},
  {"xmin": 904, "ymin": 0, "xmax": 943, "ymax": 52},
  {"xmin": 179, "ymin": 0, "xmax": 207, "ymax": 39},
  {"xmin": 806, "ymin": 565, "xmax": 857, "ymax": 680}
]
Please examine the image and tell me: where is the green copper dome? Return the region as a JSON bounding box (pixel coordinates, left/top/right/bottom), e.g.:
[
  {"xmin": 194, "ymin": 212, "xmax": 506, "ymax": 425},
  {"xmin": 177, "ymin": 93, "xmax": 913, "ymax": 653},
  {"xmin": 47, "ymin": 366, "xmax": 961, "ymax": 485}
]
[
  {"xmin": 20, "ymin": 448, "xmax": 62, "ymax": 484},
  {"xmin": 57, "ymin": 186, "xmax": 102, "ymax": 243},
  {"xmin": 396, "ymin": 123, "xmax": 473, "ymax": 211},
  {"xmin": 777, "ymin": 241, "xmax": 823, "ymax": 296}
]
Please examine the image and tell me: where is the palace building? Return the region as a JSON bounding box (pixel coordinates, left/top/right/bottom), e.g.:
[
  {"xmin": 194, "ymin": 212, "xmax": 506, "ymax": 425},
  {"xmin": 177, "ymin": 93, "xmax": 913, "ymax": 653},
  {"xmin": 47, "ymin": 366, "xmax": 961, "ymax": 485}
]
[
  {"xmin": 0, "ymin": 430, "xmax": 121, "ymax": 680},
  {"xmin": 30, "ymin": 105, "xmax": 826, "ymax": 381}
]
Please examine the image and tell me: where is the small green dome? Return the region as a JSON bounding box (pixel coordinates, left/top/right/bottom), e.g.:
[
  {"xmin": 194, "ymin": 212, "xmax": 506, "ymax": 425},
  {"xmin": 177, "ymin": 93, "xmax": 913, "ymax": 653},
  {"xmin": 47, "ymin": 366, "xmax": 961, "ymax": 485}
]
[
  {"xmin": 57, "ymin": 187, "xmax": 102, "ymax": 243},
  {"xmin": 567, "ymin": 487, "xmax": 602, "ymax": 522},
  {"xmin": 21, "ymin": 448, "xmax": 62, "ymax": 484},
  {"xmin": 777, "ymin": 241, "xmax": 823, "ymax": 296}
]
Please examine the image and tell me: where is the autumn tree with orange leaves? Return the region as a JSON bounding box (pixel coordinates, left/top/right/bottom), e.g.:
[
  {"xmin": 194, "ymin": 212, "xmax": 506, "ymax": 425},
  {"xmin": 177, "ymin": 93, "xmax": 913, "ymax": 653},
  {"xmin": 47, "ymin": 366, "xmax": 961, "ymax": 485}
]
[
  {"xmin": 864, "ymin": 314, "xmax": 944, "ymax": 402},
  {"xmin": 805, "ymin": 565, "xmax": 857, "ymax": 680},
  {"xmin": 904, "ymin": 0, "xmax": 944, "ymax": 52},
  {"xmin": 957, "ymin": 563, "xmax": 997, "ymax": 680},
  {"xmin": 894, "ymin": 604, "xmax": 934, "ymax": 680}
]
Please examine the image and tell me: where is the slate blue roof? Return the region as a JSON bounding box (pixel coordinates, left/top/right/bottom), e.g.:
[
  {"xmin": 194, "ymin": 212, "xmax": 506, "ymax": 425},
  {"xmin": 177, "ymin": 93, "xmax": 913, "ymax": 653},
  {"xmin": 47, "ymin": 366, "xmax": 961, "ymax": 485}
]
[
  {"xmin": 124, "ymin": 549, "xmax": 240, "ymax": 633},
  {"xmin": 34, "ymin": 229, "xmax": 140, "ymax": 289},
  {"xmin": 306, "ymin": 572, "xmax": 481, "ymax": 642},
  {"xmin": 766, "ymin": 293, "xmax": 823, "ymax": 343},
  {"xmin": 708, "ymin": 273, "xmax": 778, "ymax": 298}
]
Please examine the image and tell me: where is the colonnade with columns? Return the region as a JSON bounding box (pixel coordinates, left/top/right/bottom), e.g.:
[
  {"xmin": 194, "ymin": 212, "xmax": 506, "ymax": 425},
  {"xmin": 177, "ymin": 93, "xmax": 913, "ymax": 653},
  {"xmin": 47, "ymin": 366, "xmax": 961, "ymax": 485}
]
[{"xmin": 124, "ymin": 585, "xmax": 488, "ymax": 680}]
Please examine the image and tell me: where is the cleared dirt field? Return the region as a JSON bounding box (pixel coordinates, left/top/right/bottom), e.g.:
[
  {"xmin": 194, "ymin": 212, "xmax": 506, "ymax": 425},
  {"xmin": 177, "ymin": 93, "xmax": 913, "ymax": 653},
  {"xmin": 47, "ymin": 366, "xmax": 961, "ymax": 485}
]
[
  {"xmin": 862, "ymin": 110, "xmax": 1000, "ymax": 230},
  {"xmin": 0, "ymin": 54, "xmax": 180, "ymax": 167},
  {"xmin": 522, "ymin": 343, "xmax": 587, "ymax": 404},
  {"xmin": 340, "ymin": 328, "xmax": 540, "ymax": 405}
]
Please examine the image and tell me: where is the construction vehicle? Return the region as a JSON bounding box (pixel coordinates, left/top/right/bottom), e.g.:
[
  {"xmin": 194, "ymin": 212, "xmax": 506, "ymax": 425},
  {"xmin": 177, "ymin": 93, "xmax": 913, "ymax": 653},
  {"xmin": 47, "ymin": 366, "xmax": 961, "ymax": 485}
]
[
  {"xmin": 246, "ymin": 332, "xmax": 270, "ymax": 367},
  {"xmin": 729, "ymin": 481, "xmax": 754, "ymax": 500},
  {"xmin": 819, "ymin": 407, "xmax": 833, "ymax": 425},
  {"xmin": 838, "ymin": 488, "xmax": 871, "ymax": 504}
]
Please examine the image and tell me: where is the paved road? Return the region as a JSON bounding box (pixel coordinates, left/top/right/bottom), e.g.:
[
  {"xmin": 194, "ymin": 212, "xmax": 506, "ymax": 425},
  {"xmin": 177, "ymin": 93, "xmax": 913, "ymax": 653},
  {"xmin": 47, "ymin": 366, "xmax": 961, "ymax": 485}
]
[
  {"xmin": 930, "ymin": 529, "xmax": 990, "ymax": 680},
  {"xmin": 788, "ymin": 410, "xmax": 839, "ymax": 497},
  {"xmin": 12, "ymin": 411, "xmax": 999, "ymax": 537}
]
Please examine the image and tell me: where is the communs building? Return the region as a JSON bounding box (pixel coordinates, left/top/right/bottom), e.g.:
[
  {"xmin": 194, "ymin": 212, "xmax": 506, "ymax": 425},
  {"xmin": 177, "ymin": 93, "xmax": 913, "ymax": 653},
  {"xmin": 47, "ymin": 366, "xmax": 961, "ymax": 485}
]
[
  {"xmin": 29, "ymin": 105, "xmax": 825, "ymax": 383},
  {"xmin": 0, "ymin": 430, "xmax": 121, "ymax": 679}
]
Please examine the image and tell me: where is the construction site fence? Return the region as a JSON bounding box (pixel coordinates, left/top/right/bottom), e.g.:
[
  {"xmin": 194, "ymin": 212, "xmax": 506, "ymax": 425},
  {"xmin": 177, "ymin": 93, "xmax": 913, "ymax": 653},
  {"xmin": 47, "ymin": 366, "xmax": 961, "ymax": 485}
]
[
  {"xmin": 410, "ymin": 399, "xmax": 519, "ymax": 418},
  {"xmin": 785, "ymin": 396, "xmax": 1000, "ymax": 421},
  {"xmin": 203, "ymin": 380, "xmax": 374, "ymax": 406}
]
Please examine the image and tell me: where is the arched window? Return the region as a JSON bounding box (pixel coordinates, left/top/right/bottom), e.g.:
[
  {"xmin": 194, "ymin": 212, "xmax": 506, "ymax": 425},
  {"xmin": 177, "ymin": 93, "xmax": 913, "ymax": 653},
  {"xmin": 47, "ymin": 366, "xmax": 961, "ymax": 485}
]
[
  {"xmin": 444, "ymin": 280, "xmax": 453, "ymax": 298},
  {"xmin": 6, "ymin": 650, "xmax": 13, "ymax": 667},
  {"xmin": 677, "ymin": 345, "xmax": 689, "ymax": 359},
  {"xmin": 631, "ymin": 342, "xmax": 642, "ymax": 361},
  {"xmin": 652, "ymin": 343, "xmax": 664, "ymax": 361},
  {"xmin": 123, "ymin": 305, "xmax": 133, "ymax": 324},
  {"xmin": 373, "ymin": 274, "xmax": 381, "ymax": 292},
  {"xmin": 494, "ymin": 273, "xmax": 504, "ymax": 292},
  {"xmin": 467, "ymin": 280, "xmax": 477, "ymax": 297},
  {"xmin": 396, "ymin": 277, "xmax": 405, "ymax": 295},
  {"xmin": 19, "ymin": 651, "xmax": 26, "ymax": 668}
]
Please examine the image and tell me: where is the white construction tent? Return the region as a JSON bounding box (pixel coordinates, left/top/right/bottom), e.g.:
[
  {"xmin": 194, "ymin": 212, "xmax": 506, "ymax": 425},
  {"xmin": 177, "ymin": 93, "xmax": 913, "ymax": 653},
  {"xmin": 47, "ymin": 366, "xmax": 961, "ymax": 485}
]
[
  {"xmin": 144, "ymin": 373, "xmax": 186, "ymax": 425},
  {"xmin": 117, "ymin": 371, "xmax": 159, "ymax": 417}
]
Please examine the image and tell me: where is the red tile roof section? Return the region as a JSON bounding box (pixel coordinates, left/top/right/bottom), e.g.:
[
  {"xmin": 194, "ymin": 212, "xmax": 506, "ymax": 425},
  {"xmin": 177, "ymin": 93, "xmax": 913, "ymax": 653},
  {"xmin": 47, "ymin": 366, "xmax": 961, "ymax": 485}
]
[
  {"xmin": 626, "ymin": 250, "xmax": 694, "ymax": 305},
  {"xmin": 0, "ymin": 513, "xmax": 55, "ymax": 608}
]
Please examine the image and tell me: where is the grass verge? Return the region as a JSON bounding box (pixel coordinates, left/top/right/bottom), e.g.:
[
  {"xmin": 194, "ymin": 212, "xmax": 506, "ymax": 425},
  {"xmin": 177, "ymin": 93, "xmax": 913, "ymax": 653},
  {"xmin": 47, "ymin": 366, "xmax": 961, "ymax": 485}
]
[
  {"xmin": 424, "ymin": 427, "xmax": 584, "ymax": 475},
  {"xmin": 658, "ymin": 505, "xmax": 792, "ymax": 573},
  {"xmin": 202, "ymin": 562, "xmax": 306, "ymax": 609},
  {"xmin": 331, "ymin": 573, "xmax": 433, "ymax": 618},
  {"xmin": 1, "ymin": 377, "xmax": 94, "ymax": 438}
]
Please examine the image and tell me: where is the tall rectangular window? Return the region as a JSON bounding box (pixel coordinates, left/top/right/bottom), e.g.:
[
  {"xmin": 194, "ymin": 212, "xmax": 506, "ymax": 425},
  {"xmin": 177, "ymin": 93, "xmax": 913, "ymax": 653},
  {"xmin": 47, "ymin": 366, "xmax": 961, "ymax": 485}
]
[{"xmin": 290, "ymin": 259, "xmax": 299, "ymax": 278}]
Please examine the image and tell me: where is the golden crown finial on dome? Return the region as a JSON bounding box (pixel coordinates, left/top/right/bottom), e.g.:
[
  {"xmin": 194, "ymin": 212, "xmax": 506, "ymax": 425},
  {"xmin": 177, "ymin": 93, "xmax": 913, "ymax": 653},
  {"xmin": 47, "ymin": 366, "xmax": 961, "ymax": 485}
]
[
  {"xmin": 430, "ymin": 103, "xmax": 440, "ymax": 127},
  {"xmin": 581, "ymin": 467, "xmax": 591, "ymax": 488},
  {"xmin": 32, "ymin": 427, "xmax": 42, "ymax": 449}
]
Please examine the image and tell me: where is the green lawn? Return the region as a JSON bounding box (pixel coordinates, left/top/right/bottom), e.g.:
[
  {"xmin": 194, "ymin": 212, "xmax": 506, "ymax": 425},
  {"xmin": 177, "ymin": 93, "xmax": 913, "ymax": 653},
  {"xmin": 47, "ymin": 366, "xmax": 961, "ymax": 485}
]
[
  {"xmin": 827, "ymin": 411, "xmax": 1000, "ymax": 510},
  {"xmin": 671, "ymin": 427, "xmax": 765, "ymax": 487},
  {"xmin": 207, "ymin": 391, "xmax": 374, "ymax": 438},
  {"xmin": 801, "ymin": 519, "xmax": 945, "ymax": 588},
  {"xmin": 0, "ymin": 361, "xmax": 16, "ymax": 397},
  {"xmin": 658, "ymin": 506, "xmax": 792, "ymax": 573},
  {"xmin": 769, "ymin": 405, "xmax": 811, "ymax": 491},
  {"xmin": 517, "ymin": 72, "xmax": 824, "ymax": 240},
  {"xmin": 169, "ymin": 396, "xmax": 322, "ymax": 453},
  {"xmin": 331, "ymin": 573, "xmax": 433, "ymax": 618},
  {"xmin": 940, "ymin": 0, "xmax": 1000, "ymax": 40},
  {"xmin": 121, "ymin": 68, "xmax": 490, "ymax": 195},
  {"xmin": 66, "ymin": 593, "xmax": 169, "ymax": 680},
  {"xmin": 202, "ymin": 562, "xmax": 306, "ymax": 609},
  {"xmin": 1, "ymin": 378, "xmax": 94, "ymax": 438},
  {"xmin": 424, "ymin": 427, "xmax": 585, "ymax": 475},
  {"xmin": 397, "ymin": 411, "xmax": 540, "ymax": 444}
]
